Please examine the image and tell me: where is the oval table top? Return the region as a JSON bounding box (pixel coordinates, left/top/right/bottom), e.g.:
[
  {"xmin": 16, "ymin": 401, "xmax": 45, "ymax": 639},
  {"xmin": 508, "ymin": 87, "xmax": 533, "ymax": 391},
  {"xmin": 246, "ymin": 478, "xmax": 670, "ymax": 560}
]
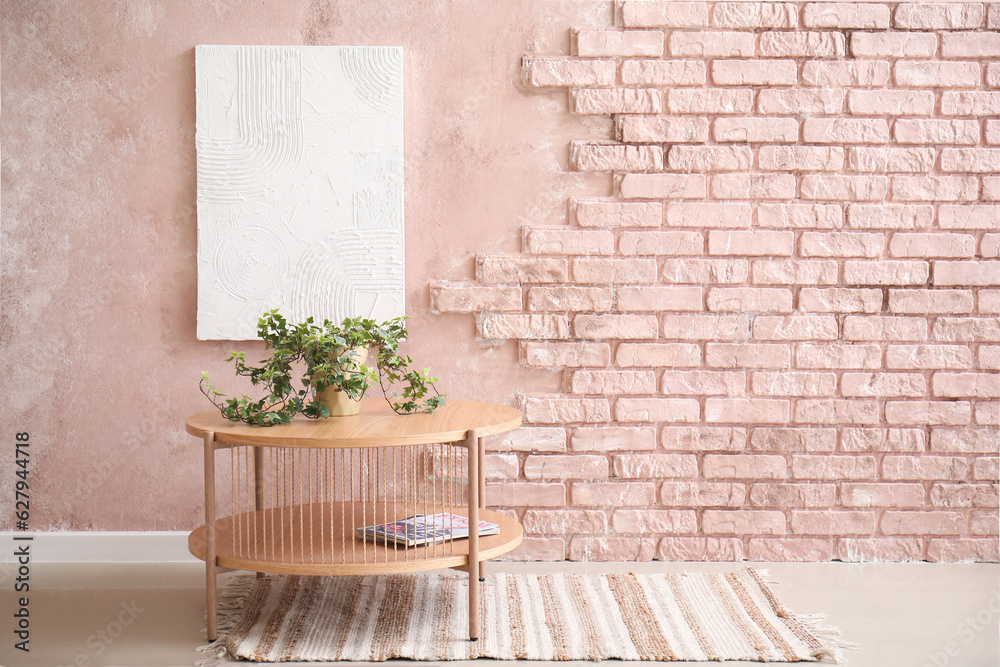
[{"xmin": 186, "ymin": 398, "xmax": 523, "ymax": 448}]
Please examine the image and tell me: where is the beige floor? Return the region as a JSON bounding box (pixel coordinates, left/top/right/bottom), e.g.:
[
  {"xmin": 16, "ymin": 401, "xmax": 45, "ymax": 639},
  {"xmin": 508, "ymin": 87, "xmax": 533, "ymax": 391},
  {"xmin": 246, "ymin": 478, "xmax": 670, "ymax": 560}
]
[{"xmin": 0, "ymin": 561, "xmax": 996, "ymax": 667}]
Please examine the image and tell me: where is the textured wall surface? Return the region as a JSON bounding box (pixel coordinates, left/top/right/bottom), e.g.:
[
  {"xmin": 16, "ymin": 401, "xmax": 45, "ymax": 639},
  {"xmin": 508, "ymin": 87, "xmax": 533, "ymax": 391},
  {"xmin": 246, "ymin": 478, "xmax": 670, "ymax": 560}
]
[{"xmin": 432, "ymin": 2, "xmax": 1000, "ymax": 562}]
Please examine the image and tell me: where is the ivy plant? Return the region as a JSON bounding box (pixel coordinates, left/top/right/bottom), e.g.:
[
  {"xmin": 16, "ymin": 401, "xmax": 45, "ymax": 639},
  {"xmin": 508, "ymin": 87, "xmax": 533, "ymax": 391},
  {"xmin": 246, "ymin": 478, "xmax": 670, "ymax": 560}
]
[{"xmin": 200, "ymin": 310, "xmax": 445, "ymax": 426}]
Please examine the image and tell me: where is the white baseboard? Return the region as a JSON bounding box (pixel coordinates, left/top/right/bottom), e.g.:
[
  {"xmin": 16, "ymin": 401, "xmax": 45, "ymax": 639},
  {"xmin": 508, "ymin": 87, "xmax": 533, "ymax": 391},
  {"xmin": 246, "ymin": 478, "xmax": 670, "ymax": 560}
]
[{"xmin": 0, "ymin": 531, "xmax": 196, "ymax": 562}]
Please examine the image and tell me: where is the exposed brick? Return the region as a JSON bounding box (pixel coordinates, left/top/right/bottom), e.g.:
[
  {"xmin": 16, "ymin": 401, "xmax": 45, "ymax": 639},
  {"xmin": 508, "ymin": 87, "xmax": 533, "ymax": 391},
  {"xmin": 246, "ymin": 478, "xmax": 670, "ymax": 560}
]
[
  {"xmin": 892, "ymin": 178, "xmax": 979, "ymax": 203},
  {"xmin": 572, "ymin": 88, "xmax": 662, "ymax": 115},
  {"xmin": 574, "ymin": 313, "xmax": 658, "ymax": 339},
  {"xmin": 614, "ymin": 453, "xmax": 698, "ymax": 478},
  {"xmin": 985, "ymin": 180, "xmax": 1000, "ymax": 202},
  {"xmin": 975, "ymin": 403, "xmax": 998, "ymax": 426},
  {"xmin": 668, "ymin": 145, "xmax": 753, "ymax": 171},
  {"xmin": 712, "ymin": 59, "xmax": 797, "ymax": 85},
  {"xmin": 667, "ymin": 88, "xmax": 753, "ymax": 114},
  {"xmin": 758, "ymin": 145, "xmax": 845, "ymax": 171},
  {"xmin": 927, "ymin": 539, "xmax": 999, "ymax": 562},
  {"xmin": 795, "ymin": 399, "xmax": 879, "ymax": 424},
  {"xmin": 990, "ymin": 62, "xmax": 1000, "ymax": 87},
  {"xmin": 619, "ymin": 116, "xmax": 709, "ymax": 143},
  {"xmin": 617, "ymin": 286, "xmax": 703, "ymax": 311},
  {"xmin": 521, "ymin": 341, "xmax": 612, "ymax": 367},
  {"xmin": 758, "ymin": 204, "xmax": 844, "ymax": 231},
  {"xmin": 573, "ymin": 200, "xmax": 661, "ymax": 228},
  {"xmin": 848, "ymin": 147, "xmax": 936, "ymax": 173},
  {"xmin": 430, "ymin": 283, "xmax": 522, "ymax": 312},
  {"xmin": 971, "ymin": 509, "xmax": 998, "ymax": 535},
  {"xmin": 569, "ymin": 142, "xmax": 663, "ymax": 172},
  {"xmin": 668, "ymin": 30, "xmax": 756, "ymax": 57},
  {"xmin": 759, "ymin": 31, "xmax": 847, "ymax": 57},
  {"xmin": 895, "ymin": 61, "xmax": 980, "ymax": 88},
  {"xmin": 523, "ymin": 57, "xmax": 616, "ymax": 87},
  {"xmin": 661, "ymin": 313, "xmax": 750, "ymax": 339},
  {"xmin": 851, "ymin": 32, "xmax": 937, "ymax": 58},
  {"xmin": 799, "ymin": 287, "xmax": 882, "ymax": 313},
  {"xmin": 893, "ymin": 119, "xmax": 980, "ymax": 145},
  {"xmin": 478, "ymin": 314, "xmax": 570, "ymax": 340},
  {"xmin": 571, "ymin": 426, "xmax": 657, "ymax": 452},
  {"xmin": 571, "ymin": 370, "xmax": 657, "ymax": 395},
  {"xmin": 568, "ymin": 537, "xmax": 656, "ymax": 561},
  {"xmin": 708, "ymin": 287, "xmax": 793, "ymax": 313},
  {"xmin": 973, "ymin": 456, "xmax": 999, "ymax": 481},
  {"xmin": 988, "ymin": 119, "xmax": 1000, "ymax": 145},
  {"xmin": 524, "ymin": 454, "xmax": 609, "ymax": 480},
  {"xmin": 940, "ymin": 148, "xmax": 1000, "ymax": 173},
  {"xmin": 750, "ymin": 482, "xmax": 836, "ymax": 506},
  {"xmin": 522, "ymin": 395, "xmax": 612, "ymax": 424},
  {"xmin": 478, "ymin": 255, "xmax": 568, "ymax": 284},
  {"xmin": 712, "ymin": 2, "xmax": 798, "ymax": 28},
  {"xmin": 662, "ymin": 259, "xmax": 750, "ymax": 283},
  {"xmin": 660, "ymin": 481, "xmax": 746, "ymax": 507},
  {"xmin": 618, "ymin": 231, "xmax": 704, "ymax": 256},
  {"xmin": 748, "ymin": 538, "xmax": 836, "ymax": 562},
  {"xmin": 662, "ymin": 426, "xmax": 747, "ymax": 451},
  {"xmin": 792, "ymin": 510, "xmax": 876, "ymax": 534},
  {"xmin": 847, "ymin": 90, "xmax": 934, "ymax": 116},
  {"xmin": 838, "ymin": 537, "xmax": 923, "ymax": 562},
  {"xmin": 706, "ymin": 343, "xmax": 792, "ymax": 368},
  {"xmin": 572, "ymin": 258, "xmax": 658, "ymax": 284},
  {"xmin": 802, "ymin": 60, "xmax": 888, "ymax": 85},
  {"xmin": 620, "ymin": 1, "xmax": 711, "ymax": 28},
  {"xmin": 931, "ymin": 428, "xmax": 1000, "ymax": 453},
  {"xmin": 611, "ymin": 509, "xmax": 697, "ymax": 533},
  {"xmin": 980, "ymin": 346, "xmax": 1000, "ymax": 369},
  {"xmin": 801, "ymin": 175, "xmax": 888, "ymax": 201},
  {"xmin": 758, "ymin": 88, "xmax": 845, "ymax": 114},
  {"xmin": 488, "ymin": 482, "xmax": 567, "ymax": 507},
  {"xmin": 844, "ymin": 260, "xmax": 929, "ymax": 285},
  {"xmin": 841, "ymin": 428, "xmax": 925, "ymax": 453},
  {"xmin": 991, "ymin": 4, "xmax": 1000, "ymax": 29},
  {"xmin": 666, "ymin": 203, "xmax": 753, "ymax": 228},
  {"xmin": 704, "ymin": 398, "xmax": 791, "ymax": 423},
  {"xmin": 614, "ymin": 397, "xmax": 700, "ymax": 422},
  {"xmin": 751, "ymin": 370, "xmax": 838, "ymax": 395},
  {"xmin": 751, "ymin": 428, "xmax": 837, "ymax": 452},
  {"xmin": 882, "ymin": 511, "xmax": 964, "ymax": 535},
  {"xmin": 616, "ymin": 342, "xmax": 701, "ymax": 367},
  {"xmin": 576, "ymin": 28, "xmax": 664, "ymax": 57},
  {"xmin": 933, "ymin": 261, "xmax": 1000, "ymax": 286},
  {"xmin": 804, "ymin": 3, "xmax": 890, "ymax": 28},
  {"xmin": 885, "ymin": 400, "xmax": 971, "ymax": 425},
  {"xmin": 620, "ymin": 59, "xmax": 708, "ymax": 86},
  {"xmin": 703, "ymin": 510, "xmax": 786, "ymax": 535},
  {"xmin": 712, "ymin": 173, "xmax": 796, "ymax": 199},
  {"xmin": 662, "ymin": 370, "xmax": 746, "ymax": 395},
  {"xmin": 841, "ymin": 483, "xmax": 925, "ymax": 508},
  {"xmin": 941, "ymin": 31, "xmax": 1000, "ymax": 57},
  {"xmin": 841, "ymin": 372, "xmax": 927, "ymax": 397},
  {"xmin": 934, "ymin": 371, "xmax": 1000, "ymax": 399},
  {"xmin": 709, "ymin": 230, "xmax": 794, "ymax": 256},
  {"xmin": 485, "ymin": 453, "xmax": 519, "ymax": 480},
  {"xmin": 980, "ymin": 235, "xmax": 1000, "ymax": 257},
  {"xmin": 713, "ymin": 117, "xmax": 799, "ymax": 143},
  {"xmin": 843, "ymin": 315, "xmax": 928, "ymax": 341},
  {"xmin": 571, "ymin": 481, "xmax": 656, "ymax": 507},
  {"xmin": 488, "ymin": 426, "xmax": 567, "ymax": 453},
  {"xmin": 528, "ymin": 286, "xmax": 613, "ymax": 312},
  {"xmin": 525, "ymin": 227, "xmax": 614, "ymax": 255},
  {"xmin": 752, "ymin": 316, "xmax": 838, "ymax": 340},
  {"xmin": 887, "ymin": 344, "xmax": 974, "ymax": 369},
  {"xmin": 939, "ymin": 205, "xmax": 1000, "ymax": 229},
  {"xmin": 522, "ymin": 509, "xmax": 608, "ymax": 535},
  {"xmin": 797, "ymin": 343, "xmax": 882, "ymax": 369},
  {"xmin": 895, "ymin": 3, "xmax": 985, "ymax": 30},
  {"xmin": 619, "ymin": 173, "xmax": 706, "ymax": 199},
  {"xmin": 657, "ymin": 537, "xmax": 745, "ymax": 561},
  {"xmin": 800, "ymin": 232, "xmax": 885, "ymax": 258},
  {"xmin": 934, "ymin": 317, "xmax": 1000, "ymax": 342}
]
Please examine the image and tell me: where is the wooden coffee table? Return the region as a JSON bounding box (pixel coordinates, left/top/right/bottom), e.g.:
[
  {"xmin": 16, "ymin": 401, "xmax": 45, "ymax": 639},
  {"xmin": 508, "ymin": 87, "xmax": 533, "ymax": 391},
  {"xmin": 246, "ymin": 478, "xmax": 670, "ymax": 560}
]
[{"xmin": 186, "ymin": 398, "xmax": 524, "ymax": 641}]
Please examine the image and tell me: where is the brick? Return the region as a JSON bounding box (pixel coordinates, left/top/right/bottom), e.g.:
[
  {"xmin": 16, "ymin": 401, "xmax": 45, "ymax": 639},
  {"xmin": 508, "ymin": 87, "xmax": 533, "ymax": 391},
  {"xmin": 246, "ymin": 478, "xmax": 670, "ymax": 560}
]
[
  {"xmin": 574, "ymin": 314, "xmax": 657, "ymax": 339},
  {"xmin": 708, "ymin": 230, "xmax": 794, "ymax": 257},
  {"xmin": 617, "ymin": 286, "xmax": 703, "ymax": 311},
  {"xmin": 752, "ymin": 371, "xmax": 838, "ymax": 395},
  {"xmin": 851, "ymin": 32, "xmax": 937, "ymax": 58},
  {"xmin": 430, "ymin": 283, "xmax": 522, "ymax": 312},
  {"xmin": 576, "ymin": 28, "xmax": 664, "ymax": 57},
  {"xmin": 792, "ymin": 510, "xmax": 876, "ymax": 534},
  {"xmin": 751, "ymin": 482, "xmax": 837, "ymax": 506},
  {"xmin": 844, "ymin": 260, "xmax": 929, "ymax": 285},
  {"xmin": 934, "ymin": 373, "xmax": 1000, "ymax": 399},
  {"xmin": 798, "ymin": 288, "xmax": 882, "ymax": 313},
  {"xmin": 662, "ymin": 370, "xmax": 746, "ymax": 395},
  {"xmin": 942, "ymin": 91, "xmax": 1000, "ymax": 115},
  {"xmin": 524, "ymin": 454, "xmax": 609, "ymax": 480},
  {"xmin": 797, "ymin": 343, "xmax": 881, "ymax": 369},
  {"xmin": 848, "ymin": 147, "xmax": 936, "ymax": 173},
  {"xmin": 574, "ymin": 200, "xmax": 661, "ymax": 229},
  {"xmin": 931, "ymin": 428, "xmax": 1000, "ymax": 452},
  {"xmin": 887, "ymin": 344, "xmax": 974, "ymax": 369},
  {"xmin": 708, "ymin": 288, "xmax": 792, "ymax": 313},
  {"xmin": 752, "ymin": 315, "xmax": 838, "ymax": 340},
  {"xmin": 841, "ymin": 372, "xmax": 927, "ymax": 397},
  {"xmin": 843, "ymin": 315, "xmax": 928, "ymax": 341},
  {"xmin": 478, "ymin": 255, "xmax": 567, "ymax": 284},
  {"xmin": 485, "ymin": 453, "xmax": 519, "ymax": 480},
  {"xmin": 748, "ymin": 538, "xmax": 835, "ymax": 562},
  {"xmin": 713, "ymin": 117, "xmax": 798, "ymax": 143},
  {"xmin": 895, "ymin": 61, "xmax": 980, "ymax": 88},
  {"xmin": 569, "ymin": 142, "xmax": 662, "ymax": 172},
  {"xmin": 571, "ymin": 370, "xmax": 657, "ymax": 395},
  {"xmin": 528, "ymin": 286, "xmax": 613, "ymax": 311},
  {"xmin": 895, "ymin": 3, "xmax": 985, "ymax": 29},
  {"xmin": 668, "ymin": 145, "xmax": 752, "ymax": 171},
  {"xmin": 885, "ymin": 401, "xmax": 972, "ymax": 425},
  {"xmin": 893, "ymin": 119, "xmax": 979, "ymax": 145},
  {"xmin": 614, "ymin": 397, "xmax": 700, "ymax": 422},
  {"xmin": 841, "ymin": 428, "xmax": 925, "ymax": 453},
  {"xmin": 976, "ymin": 403, "xmax": 998, "ymax": 425},
  {"xmin": 662, "ymin": 313, "xmax": 750, "ymax": 340},
  {"xmin": 571, "ymin": 481, "xmax": 656, "ymax": 506},
  {"xmin": 524, "ymin": 227, "xmax": 614, "ymax": 255},
  {"xmin": 751, "ymin": 428, "xmax": 837, "ymax": 452},
  {"xmin": 931, "ymin": 482, "xmax": 1000, "ymax": 508},
  {"xmin": 657, "ymin": 537, "xmax": 745, "ymax": 561},
  {"xmin": 934, "ymin": 317, "xmax": 1000, "ymax": 342},
  {"xmin": 614, "ymin": 453, "xmax": 698, "ymax": 478},
  {"xmin": 619, "ymin": 116, "xmax": 709, "ymax": 143},
  {"xmin": 758, "ymin": 88, "xmax": 845, "ymax": 115},
  {"xmin": 992, "ymin": 3, "xmax": 1000, "ymax": 29},
  {"xmin": 572, "ymin": 258, "xmax": 657, "ymax": 284},
  {"xmin": 707, "ymin": 343, "xmax": 791, "ymax": 368},
  {"xmin": 662, "ymin": 426, "xmax": 747, "ymax": 451},
  {"xmin": 846, "ymin": 204, "xmax": 934, "ymax": 230},
  {"xmin": 704, "ymin": 398, "xmax": 790, "ymax": 423},
  {"xmin": 617, "ymin": 342, "xmax": 701, "ymax": 367},
  {"xmin": 521, "ymin": 342, "xmax": 611, "ymax": 367},
  {"xmin": 988, "ymin": 119, "xmax": 1000, "ymax": 144},
  {"xmin": 802, "ymin": 60, "xmax": 888, "ymax": 85},
  {"xmin": 848, "ymin": 90, "xmax": 934, "ymax": 116},
  {"xmin": 704, "ymin": 454, "xmax": 787, "ymax": 480},
  {"xmin": 479, "ymin": 314, "xmax": 570, "ymax": 340},
  {"xmin": 759, "ymin": 145, "xmax": 844, "ymax": 171},
  {"xmin": 499, "ymin": 536, "xmax": 565, "ymax": 562},
  {"xmin": 801, "ymin": 175, "xmax": 888, "ymax": 201},
  {"xmin": 571, "ymin": 426, "xmax": 657, "ymax": 452},
  {"xmin": 660, "ymin": 481, "xmax": 745, "ymax": 507},
  {"xmin": 981, "ymin": 346, "xmax": 1000, "ymax": 369},
  {"xmin": 795, "ymin": 399, "xmax": 879, "ymax": 424},
  {"xmin": 940, "ymin": 148, "xmax": 1000, "ymax": 173},
  {"xmin": 488, "ymin": 482, "xmax": 567, "ymax": 507},
  {"xmin": 882, "ymin": 511, "xmax": 964, "ymax": 535},
  {"xmin": 891, "ymin": 177, "xmax": 978, "ymax": 203},
  {"xmin": 892, "ymin": 234, "xmax": 979, "ymax": 260},
  {"xmin": 612, "ymin": 509, "xmax": 697, "ymax": 534},
  {"xmin": 940, "ymin": 205, "xmax": 1000, "ymax": 230},
  {"xmin": 568, "ymin": 537, "xmax": 656, "ymax": 561},
  {"xmin": 759, "ymin": 31, "xmax": 847, "ymax": 57},
  {"xmin": 712, "ymin": 59, "xmax": 797, "ymax": 85},
  {"xmin": 662, "ymin": 259, "xmax": 750, "ymax": 284},
  {"xmin": 792, "ymin": 454, "xmax": 878, "ymax": 480},
  {"xmin": 934, "ymin": 261, "xmax": 1000, "ymax": 286},
  {"xmin": 712, "ymin": 173, "xmax": 796, "ymax": 199},
  {"xmin": 522, "ymin": 509, "xmax": 608, "ymax": 535},
  {"xmin": 488, "ymin": 426, "xmax": 567, "ymax": 453},
  {"xmin": 804, "ymin": 3, "xmax": 889, "ymax": 28},
  {"xmin": 990, "ymin": 63, "xmax": 1000, "ymax": 87},
  {"xmin": 971, "ymin": 509, "xmax": 998, "ymax": 535},
  {"xmin": 619, "ymin": 173, "xmax": 706, "ymax": 199},
  {"xmin": 667, "ymin": 88, "xmax": 753, "ymax": 114},
  {"xmin": 703, "ymin": 510, "xmax": 786, "ymax": 535},
  {"xmin": 843, "ymin": 482, "xmax": 926, "ymax": 509},
  {"xmin": 522, "ymin": 396, "xmax": 612, "ymax": 423},
  {"xmin": 621, "ymin": 1, "xmax": 711, "ymax": 28},
  {"xmin": 758, "ymin": 203, "xmax": 843, "ymax": 230},
  {"xmin": 712, "ymin": 2, "xmax": 797, "ymax": 28},
  {"xmin": 800, "ymin": 232, "xmax": 884, "ymax": 258},
  {"xmin": 572, "ymin": 88, "xmax": 662, "ymax": 115},
  {"xmin": 942, "ymin": 31, "xmax": 1000, "ymax": 57},
  {"xmin": 666, "ymin": 203, "xmax": 753, "ymax": 228},
  {"xmin": 974, "ymin": 457, "xmax": 999, "ymax": 482},
  {"xmin": 927, "ymin": 539, "xmax": 999, "ymax": 562},
  {"xmin": 667, "ymin": 30, "xmax": 756, "ymax": 56},
  {"xmin": 618, "ymin": 232, "xmax": 704, "ymax": 256},
  {"xmin": 523, "ymin": 58, "xmax": 616, "ymax": 87},
  {"xmin": 984, "ymin": 180, "xmax": 1000, "ymax": 202}
]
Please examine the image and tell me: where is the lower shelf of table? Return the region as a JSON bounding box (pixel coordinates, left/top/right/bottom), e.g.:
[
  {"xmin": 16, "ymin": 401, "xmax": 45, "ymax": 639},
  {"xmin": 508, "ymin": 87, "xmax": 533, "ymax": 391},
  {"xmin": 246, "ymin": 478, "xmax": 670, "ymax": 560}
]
[{"xmin": 189, "ymin": 502, "xmax": 523, "ymax": 575}]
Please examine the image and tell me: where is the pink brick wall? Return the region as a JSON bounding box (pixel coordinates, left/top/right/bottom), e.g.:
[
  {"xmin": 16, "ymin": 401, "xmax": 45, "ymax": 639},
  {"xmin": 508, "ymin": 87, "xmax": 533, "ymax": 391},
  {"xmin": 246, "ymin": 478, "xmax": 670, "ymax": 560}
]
[{"xmin": 431, "ymin": 1, "xmax": 1000, "ymax": 563}]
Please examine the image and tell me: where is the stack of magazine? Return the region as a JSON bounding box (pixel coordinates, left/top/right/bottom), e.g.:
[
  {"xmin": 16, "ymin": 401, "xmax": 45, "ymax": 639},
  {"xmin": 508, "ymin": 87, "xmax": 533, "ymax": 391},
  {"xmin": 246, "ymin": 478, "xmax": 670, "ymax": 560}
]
[{"xmin": 357, "ymin": 512, "xmax": 500, "ymax": 547}]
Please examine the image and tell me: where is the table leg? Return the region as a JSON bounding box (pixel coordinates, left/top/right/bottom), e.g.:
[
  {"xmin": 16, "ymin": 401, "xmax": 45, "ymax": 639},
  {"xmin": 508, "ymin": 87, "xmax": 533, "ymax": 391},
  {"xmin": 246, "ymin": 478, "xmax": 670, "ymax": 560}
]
[
  {"xmin": 254, "ymin": 447, "xmax": 264, "ymax": 579},
  {"xmin": 204, "ymin": 431, "xmax": 218, "ymax": 641},
  {"xmin": 477, "ymin": 434, "xmax": 487, "ymax": 582},
  {"xmin": 467, "ymin": 430, "xmax": 479, "ymax": 642}
]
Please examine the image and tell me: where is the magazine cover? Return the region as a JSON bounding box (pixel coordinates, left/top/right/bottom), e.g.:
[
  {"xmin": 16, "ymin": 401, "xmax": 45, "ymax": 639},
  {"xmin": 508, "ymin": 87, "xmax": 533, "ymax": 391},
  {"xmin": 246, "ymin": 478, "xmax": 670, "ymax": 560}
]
[{"xmin": 357, "ymin": 513, "xmax": 500, "ymax": 547}]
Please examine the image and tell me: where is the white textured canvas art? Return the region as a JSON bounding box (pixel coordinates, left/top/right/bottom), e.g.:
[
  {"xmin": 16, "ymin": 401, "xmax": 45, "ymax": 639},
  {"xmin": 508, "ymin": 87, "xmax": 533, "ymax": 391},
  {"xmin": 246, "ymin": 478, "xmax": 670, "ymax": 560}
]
[{"xmin": 195, "ymin": 45, "xmax": 404, "ymax": 340}]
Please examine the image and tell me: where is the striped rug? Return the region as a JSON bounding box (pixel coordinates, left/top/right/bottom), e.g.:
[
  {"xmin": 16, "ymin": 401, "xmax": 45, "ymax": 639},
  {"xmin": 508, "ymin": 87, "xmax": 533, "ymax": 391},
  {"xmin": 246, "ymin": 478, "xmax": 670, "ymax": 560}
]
[{"xmin": 201, "ymin": 568, "xmax": 849, "ymax": 663}]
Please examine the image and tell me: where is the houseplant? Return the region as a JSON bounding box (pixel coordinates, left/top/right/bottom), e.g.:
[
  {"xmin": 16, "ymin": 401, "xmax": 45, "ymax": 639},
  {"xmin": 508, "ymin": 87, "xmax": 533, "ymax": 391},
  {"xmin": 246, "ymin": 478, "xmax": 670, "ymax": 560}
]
[{"xmin": 200, "ymin": 310, "xmax": 445, "ymax": 426}]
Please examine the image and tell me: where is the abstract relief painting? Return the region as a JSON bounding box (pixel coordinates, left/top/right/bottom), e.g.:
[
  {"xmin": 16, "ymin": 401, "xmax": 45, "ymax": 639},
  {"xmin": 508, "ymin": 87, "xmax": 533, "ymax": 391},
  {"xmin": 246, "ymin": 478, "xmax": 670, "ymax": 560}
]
[{"xmin": 195, "ymin": 45, "xmax": 404, "ymax": 340}]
